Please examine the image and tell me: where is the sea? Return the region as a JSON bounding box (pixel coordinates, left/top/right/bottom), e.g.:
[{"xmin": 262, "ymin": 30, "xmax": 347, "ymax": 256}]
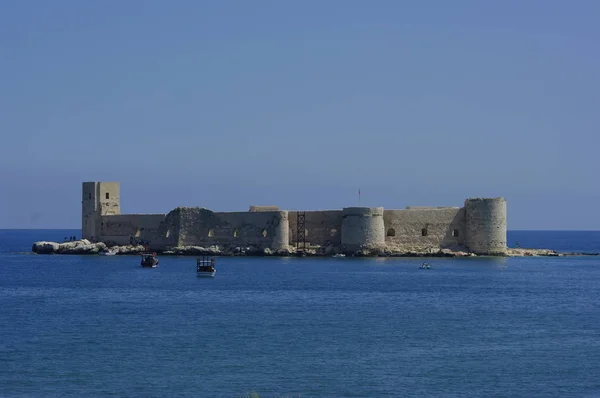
[{"xmin": 1, "ymin": 229, "xmax": 600, "ymax": 398}]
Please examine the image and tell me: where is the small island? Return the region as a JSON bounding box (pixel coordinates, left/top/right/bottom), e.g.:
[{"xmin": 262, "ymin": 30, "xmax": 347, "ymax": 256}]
[
  {"xmin": 29, "ymin": 181, "xmax": 599, "ymax": 258},
  {"xmin": 32, "ymin": 237, "xmax": 595, "ymax": 257}
]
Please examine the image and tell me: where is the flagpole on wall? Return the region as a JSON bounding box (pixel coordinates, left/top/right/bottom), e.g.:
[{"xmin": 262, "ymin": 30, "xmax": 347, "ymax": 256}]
[{"xmin": 358, "ymin": 188, "xmax": 361, "ymax": 205}]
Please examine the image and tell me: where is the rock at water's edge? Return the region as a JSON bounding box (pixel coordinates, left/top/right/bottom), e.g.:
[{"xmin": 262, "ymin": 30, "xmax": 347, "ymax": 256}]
[
  {"xmin": 31, "ymin": 240, "xmax": 592, "ymax": 258},
  {"xmin": 32, "ymin": 241, "xmax": 60, "ymax": 254}
]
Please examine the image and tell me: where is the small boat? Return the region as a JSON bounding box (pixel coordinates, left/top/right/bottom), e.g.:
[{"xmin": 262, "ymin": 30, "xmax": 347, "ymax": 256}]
[
  {"xmin": 141, "ymin": 252, "xmax": 159, "ymax": 268},
  {"xmin": 332, "ymin": 253, "xmax": 346, "ymax": 258},
  {"xmin": 99, "ymin": 248, "xmax": 117, "ymax": 256},
  {"xmin": 419, "ymin": 262, "xmax": 431, "ymax": 270},
  {"xmin": 197, "ymin": 256, "xmax": 216, "ymax": 277}
]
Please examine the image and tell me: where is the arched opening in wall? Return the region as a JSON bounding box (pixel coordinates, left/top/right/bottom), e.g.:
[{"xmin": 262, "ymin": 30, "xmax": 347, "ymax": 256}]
[
  {"xmin": 262, "ymin": 229, "xmax": 268, "ymax": 237},
  {"xmin": 105, "ymin": 192, "xmax": 110, "ymax": 199},
  {"xmin": 387, "ymin": 228, "xmax": 396, "ymax": 237},
  {"xmin": 452, "ymin": 229, "xmax": 459, "ymax": 237},
  {"xmin": 330, "ymin": 229, "xmax": 338, "ymax": 237},
  {"xmin": 421, "ymin": 228, "xmax": 428, "ymax": 237},
  {"xmin": 233, "ymin": 229, "xmax": 239, "ymax": 237},
  {"xmin": 208, "ymin": 229, "xmax": 215, "ymax": 238},
  {"xmin": 135, "ymin": 229, "xmax": 141, "ymax": 238}
]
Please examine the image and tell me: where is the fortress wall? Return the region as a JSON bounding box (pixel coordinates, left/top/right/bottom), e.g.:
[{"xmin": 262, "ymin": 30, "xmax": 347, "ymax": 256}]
[
  {"xmin": 288, "ymin": 210, "xmax": 343, "ymax": 248},
  {"xmin": 82, "ymin": 182, "xmax": 121, "ymax": 241},
  {"xmin": 464, "ymin": 198, "xmax": 507, "ymax": 255},
  {"xmin": 82, "ymin": 182, "xmax": 99, "ymax": 240},
  {"xmin": 100, "ymin": 214, "xmax": 174, "ymax": 249},
  {"xmin": 175, "ymin": 207, "xmax": 289, "ymax": 250},
  {"xmin": 249, "ymin": 206, "xmax": 280, "ymax": 212},
  {"xmin": 341, "ymin": 207, "xmax": 386, "ymax": 250},
  {"xmin": 80, "ymin": 182, "xmax": 508, "ymax": 255},
  {"xmin": 97, "ymin": 182, "xmax": 120, "ymax": 216},
  {"xmin": 383, "ymin": 207, "xmax": 465, "ymax": 248}
]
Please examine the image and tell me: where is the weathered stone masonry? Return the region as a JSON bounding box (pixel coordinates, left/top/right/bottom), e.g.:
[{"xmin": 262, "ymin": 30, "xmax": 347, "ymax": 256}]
[{"xmin": 82, "ymin": 182, "xmax": 507, "ymax": 255}]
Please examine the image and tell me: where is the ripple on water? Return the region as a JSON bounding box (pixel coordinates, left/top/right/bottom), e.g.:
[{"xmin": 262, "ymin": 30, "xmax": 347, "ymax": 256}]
[{"xmin": 1, "ymin": 253, "xmax": 600, "ymax": 397}]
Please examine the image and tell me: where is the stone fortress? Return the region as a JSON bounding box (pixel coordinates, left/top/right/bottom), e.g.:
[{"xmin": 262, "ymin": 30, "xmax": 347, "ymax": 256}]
[{"xmin": 82, "ymin": 181, "xmax": 508, "ymax": 256}]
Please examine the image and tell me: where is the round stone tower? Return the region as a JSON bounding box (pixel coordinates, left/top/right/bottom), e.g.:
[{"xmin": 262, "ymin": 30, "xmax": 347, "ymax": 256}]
[
  {"xmin": 341, "ymin": 207, "xmax": 385, "ymax": 251},
  {"xmin": 464, "ymin": 198, "xmax": 507, "ymax": 255},
  {"xmin": 271, "ymin": 211, "xmax": 290, "ymax": 251}
]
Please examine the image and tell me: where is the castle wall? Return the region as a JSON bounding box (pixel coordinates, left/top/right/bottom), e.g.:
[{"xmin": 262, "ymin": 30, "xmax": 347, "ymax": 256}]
[
  {"xmin": 100, "ymin": 214, "xmax": 175, "ymax": 249},
  {"xmin": 97, "ymin": 182, "xmax": 120, "ymax": 216},
  {"xmin": 175, "ymin": 207, "xmax": 289, "ymax": 250},
  {"xmin": 82, "ymin": 182, "xmax": 99, "ymax": 240},
  {"xmin": 80, "ymin": 182, "xmax": 507, "ymax": 255},
  {"xmin": 288, "ymin": 210, "xmax": 343, "ymax": 248},
  {"xmin": 383, "ymin": 207, "xmax": 465, "ymax": 248},
  {"xmin": 341, "ymin": 207, "xmax": 385, "ymax": 250},
  {"xmin": 249, "ymin": 206, "xmax": 280, "ymax": 212},
  {"xmin": 82, "ymin": 182, "xmax": 121, "ymax": 241},
  {"xmin": 464, "ymin": 198, "xmax": 507, "ymax": 255}
]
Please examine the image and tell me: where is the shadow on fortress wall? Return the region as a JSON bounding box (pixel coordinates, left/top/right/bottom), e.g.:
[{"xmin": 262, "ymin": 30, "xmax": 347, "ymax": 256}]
[{"xmin": 440, "ymin": 210, "xmax": 466, "ymax": 250}]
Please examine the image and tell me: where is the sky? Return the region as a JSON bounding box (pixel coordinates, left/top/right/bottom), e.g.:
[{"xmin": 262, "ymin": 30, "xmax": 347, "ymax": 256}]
[{"xmin": 1, "ymin": 0, "xmax": 599, "ymax": 230}]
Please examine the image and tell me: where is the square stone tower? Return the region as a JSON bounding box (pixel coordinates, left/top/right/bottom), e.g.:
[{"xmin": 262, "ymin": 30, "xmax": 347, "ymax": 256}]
[{"xmin": 82, "ymin": 182, "xmax": 120, "ymax": 240}]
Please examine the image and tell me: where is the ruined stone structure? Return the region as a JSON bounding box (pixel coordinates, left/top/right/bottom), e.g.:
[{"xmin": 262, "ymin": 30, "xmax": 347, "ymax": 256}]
[{"xmin": 81, "ymin": 182, "xmax": 507, "ymax": 255}]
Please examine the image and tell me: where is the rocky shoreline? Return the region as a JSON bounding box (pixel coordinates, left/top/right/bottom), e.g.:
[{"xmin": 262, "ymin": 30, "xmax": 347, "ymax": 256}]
[{"xmin": 31, "ymin": 239, "xmax": 598, "ymax": 258}]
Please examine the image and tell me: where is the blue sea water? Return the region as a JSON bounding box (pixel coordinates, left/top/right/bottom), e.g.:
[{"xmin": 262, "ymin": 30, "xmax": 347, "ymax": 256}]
[{"xmin": 1, "ymin": 230, "xmax": 600, "ymax": 397}]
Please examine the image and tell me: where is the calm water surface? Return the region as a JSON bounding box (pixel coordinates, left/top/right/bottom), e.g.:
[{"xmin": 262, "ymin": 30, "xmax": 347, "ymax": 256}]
[{"xmin": 1, "ymin": 230, "xmax": 600, "ymax": 397}]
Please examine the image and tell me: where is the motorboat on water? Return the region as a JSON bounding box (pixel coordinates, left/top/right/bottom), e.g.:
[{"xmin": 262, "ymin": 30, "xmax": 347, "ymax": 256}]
[
  {"xmin": 196, "ymin": 256, "xmax": 216, "ymax": 277},
  {"xmin": 419, "ymin": 262, "xmax": 431, "ymax": 270},
  {"xmin": 141, "ymin": 252, "xmax": 159, "ymax": 268}
]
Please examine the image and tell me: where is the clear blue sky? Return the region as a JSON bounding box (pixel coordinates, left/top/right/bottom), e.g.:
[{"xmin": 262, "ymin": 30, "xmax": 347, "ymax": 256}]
[{"xmin": 1, "ymin": 0, "xmax": 599, "ymax": 230}]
